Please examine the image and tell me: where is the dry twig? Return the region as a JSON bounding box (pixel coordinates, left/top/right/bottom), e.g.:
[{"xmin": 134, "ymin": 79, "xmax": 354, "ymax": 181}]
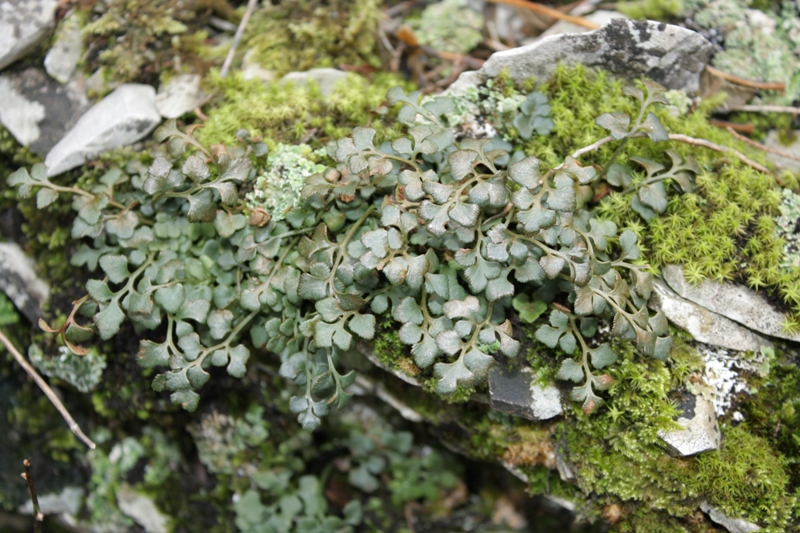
[
  {"xmin": 22, "ymin": 459, "xmax": 43, "ymax": 533},
  {"xmin": 726, "ymin": 127, "xmax": 800, "ymax": 164},
  {"xmin": 485, "ymin": 0, "xmax": 601, "ymax": 29},
  {"xmin": 723, "ymin": 104, "xmax": 800, "ymax": 115},
  {"xmin": 705, "ymin": 65, "xmax": 785, "ymax": 92},
  {"xmin": 669, "ymin": 133, "xmax": 771, "ymax": 174},
  {"xmin": 0, "ymin": 329, "xmax": 96, "ymax": 449},
  {"xmin": 220, "ymin": 0, "xmax": 258, "ymax": 77},
  {"xmin": 708, "ymin": 119, "xmax": 755, "ymax": 134}
]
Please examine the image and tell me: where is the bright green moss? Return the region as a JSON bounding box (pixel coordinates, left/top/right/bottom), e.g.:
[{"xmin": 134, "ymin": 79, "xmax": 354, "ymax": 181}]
[
  {"xmin": 616, "ymin": 0, "xmax": 685, "ymax": 20},
  {"xmin": 197, "ymin": 71, "xmax": 413, "ymax": 148},
  {"xmin": 241, "ymin": 0, "xmax": 382, "ymax": 77}
]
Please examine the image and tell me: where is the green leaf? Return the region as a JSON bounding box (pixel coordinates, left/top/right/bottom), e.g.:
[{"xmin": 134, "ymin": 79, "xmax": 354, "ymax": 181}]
[
  {"xmin": 73, "ymin": 193, "xmax": 110, "ymax": 224},
  {"xmin": 7, "ymin": 167, "xmax": 37, "ymax": 197},
  {"xmin": 137, "ymin": 340, "xmax": 169, "ymax": 368},
  {"xmin": 36, "ymin": 188, "xmax": 59, "ymax": 208},
  {"xmin": 448, "ymin": 150, "xmax": 477, "ymax": 180},
  {"xmin": 605, "ymin": 163, "xmax": 632, "ymax": 187},
  {"xmin": 182, "ymin": 154, "xmax": 210, "ymax": 182},
  {"xmin": 486, "ymin": 273, "xmax": 514, "ymax": 301},
  {"xmin": 590, "ymin": 344, "xmax": 617, "ymax": 369},
  {"xmin": 449, "ymin": 202, "xmax": 479, "ymax": 227},
  {"xmin": 508, "ymin": 157, "xmax": 540, "ymax": 189},
  {"xmin": 638, "ymin": 182, "xmax": 668, "ymax": 213},
  {"xmin": 619, "ymin": 229, "xmax": 640, "ymax": 261},
  {"xmin": 539, "ymin": 255, "xmax": 565, "ymax": 279},
  {"xmin": 422, "ymin": 180, "xmax": 454, "ymax": 204},
  {"xmin": 227, "ymin": 345, "xmax": 250, "ymax": 377},
  {"xmin": 187, "ymin": 189, "xmax": 217, "ymax": 222},
  {"xmin": 630, "ymin": 195, "xmax": 658, "ymax": 222},
  {"xmin": 154, "ymin": 284, "xmax": 185, "ymax": 314},
  {"xmin": 361, "ymin": 229, "xmax": 389, "ymax": 258},
  {"xmin": 170, "ymin": 388, "xmax": 200, "ymax": 411},
  {"xmin": 95, "ymin": 299, "xmax": 124, "ymax": 340},
  {"xmin": 178, "ymin": 333, "xmax": 203, "ymax": 361},
  {"xmin": 559, "ymin": 332, "xmax": 577, "ymax": 354},
  {"xmin": 106, "ymin": 211, "xmax": 138, "ymax": 239},
  {"xmin": 464, "ymin": 254, "xmax": 500, "ymax": 293},
  {"xmin": 556, "ymin": 359, "xmax": 584, "ymax": 382},
  {"xmin": 516, "ymin": 206, "xmax": 556, "ymax": 233},
  {"xmin": 99, "ymin": 254, "xmax": 130, "ymax": 284},
  {"xmin": 87, "ymin": 279, "xmax": 114, "ymax": 302},
  {"xmin": 443, "ymin": 296, "xmax": 480, "ymax": 320},
  {"xmin": 639, "ymin": 112, "xmax": 668, "ymax": 142},
  {"xmin": 433, "ymin": 357, "xmax": 474, "ymax": 395},
  {"xmin": 352, "ymin": 127, "xmax": 376, "ymax": 151},
  {"xmin": 214, "ymin": 211, "xmax": 247, "ymax": 238},
  {"xmin": 298, "ymin": 274, "xmax": 328, "ymax": 301},
  {"xmin": 596, "ymin": 112, "xmax": 631, "ymax": 139},
  {"xmin": 207, "ymin": 309, "xmax": 234, "ymax": 339},
  {"xmin": 187, "ymin": 366, "xmax": 210, "ymax": 388},
  {"xmin": 349, "ymin": 313, "xmax": 375, "ymax": 340},
  {"xmin": 436, "ymin": 330, "xmax": 462, "ymax": 355},
  {"xmin": 392, "ymin": 297, "xmax": 424, "ymax": 325}
]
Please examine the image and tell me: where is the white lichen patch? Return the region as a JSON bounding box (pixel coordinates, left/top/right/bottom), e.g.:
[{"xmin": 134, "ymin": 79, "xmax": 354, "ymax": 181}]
[
  {"xmin": 438, "ymin": 79, "xmax": 527, "ymax": 141},
  {"xmin": 28, "ymin": 344, "xmax": 106, "ymax": 393},
  {"xmin": 776, "ymin": 187, "xmax": 800, "ymax": 269},
  {"xmin": 693, "ymin": 344, "xmax": 772, "ymax": 419},
  {"xmin": 245, "ymin": 143, "xmax": 327, "ymax": 221}
]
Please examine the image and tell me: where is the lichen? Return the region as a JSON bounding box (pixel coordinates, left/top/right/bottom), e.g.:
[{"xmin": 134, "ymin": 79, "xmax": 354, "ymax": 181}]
[
  {"xmin": 28, "ymin": 344, "xmax": 107, "ymax": 393},
  {"xmin": 406, "ymin": 0, "xmax": 484, "ymax": 55}
]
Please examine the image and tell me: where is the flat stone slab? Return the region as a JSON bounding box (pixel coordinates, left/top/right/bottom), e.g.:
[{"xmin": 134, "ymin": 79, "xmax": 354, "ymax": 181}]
[
  {"xmin": 662, "ymin": 264, "xmax": 800, "ymax": 343},
  {"xmin": 658, "ymin": 392, "xmax": 721, "ymax": 457},
  {"xmin": 44, "ymin": 10, "xmax": 83, "ymax": 84},
  {"xmin": 279, "ymin": 68, "xmax": 348, "ymax": 97},
  {"xmin": 488, "ymin": 365, "xmax": 562, "ymax": 421},
  {"xmin": 651, "ymin": 279, "xmax": 772, "ymax": 352},
  {"xmin": 0, "ymin": 241, "xmax": 50, "ymax": 323},
  {"xmin": 0, "ymin": 67, "xmax": 89, "ymax": 154},
  {"xmin": 44, "ymin": 84, "xmax": 161, "ymax": 177},
  {"xmin": 0, "ymin": 0, "xmax": 58, "ymax": 71},
  {"xmin": 700, "ymin": 502, "xmax": 761, "ymax": 533},
  {"xmin": 449, "ymin": 19, "xmax": 712, "ymax": 96},
  {"xmin": 156, "ymin": 74, "xmax": 205, "ymax": 119}
]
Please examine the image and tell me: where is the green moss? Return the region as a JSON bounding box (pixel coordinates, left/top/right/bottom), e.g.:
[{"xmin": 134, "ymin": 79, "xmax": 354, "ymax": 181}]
[
  {"xmin": 197, "ymin": 71, "xmax": 413, "ymax": 148},
  {"xmin": 617, "ymin": 0, "xmax": 685, "ymax": 20},
  {"xmin": 241, "ymin": 0, "xmax": 382, "ymax": 77}
]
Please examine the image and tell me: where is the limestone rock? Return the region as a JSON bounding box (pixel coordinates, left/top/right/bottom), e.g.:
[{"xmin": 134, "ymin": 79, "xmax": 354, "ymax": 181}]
[
  {"xmin": 44, "ymin": 84, "xmax": 161, "ymax": 177},
  {"xmin": 449, "ymin": 19, "xmax": 712, "ymax": 96},
  {"xmin": 0, "ymin": 67, "xmax": 89, "ymax": 154},
  {"xmin": 156, "ymin": 74, "xmax": 205, "ymax": 119},
  {"xmin": 0, "ymin": 0, "xmax": 58, "ymax": 71},
  {"xmin": 18, "ymin": 486, "xmax": 83, "ymax": 516},
  {"xmin": 488, "ymin": 365, "xmax": 562, "ymax": 421},
  {"xmin": 662, "ymin": 264, "xmax": 800, "ymax": 343},
  {"xmin": 651, "ymin": 279, "xmax": 772, "ymax": 352},
  {"xmin": 0, "ymin": 241, "xmax": 50, "ymax": 323},
  {"xmin": 44, "ymin": 10, "xmax": 83, "ymax": 84},
  {"xmin": 700, "ymin": 502, "xmax": 761, "ymax": 533},
  {"xmin": 658, "ymin": 392, "xmax": 721, "ymax": 457},
  {"xmin": 763, "ymin": 129, "xmax": 800, "ymax": 173},
  {"xmin": 279, "ymin": 68, "xmax": 348, "ymax": 97},
  {"xmin": 118, "ymin": 484, "xmax": 169, "ymax": 533}
]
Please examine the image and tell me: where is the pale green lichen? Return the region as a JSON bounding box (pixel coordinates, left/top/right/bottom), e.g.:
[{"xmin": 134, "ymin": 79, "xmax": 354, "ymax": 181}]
[
  {"xmin": 186, "ymin": 405, "xmax": 270, "ymax": 475},
  {"xmin": 245, "ymin": 144, "xmax": 327, "ymax": 221},
  {"xmin": 28, "ymin": 344, "xmax": 106, "ymax": 393},
  {"xmin": 776, "ymin": 187, "xmax": 800, "ymax": 269},
  {"xmin": 406, "ymin": 0, "xmax": 484, "ymax": 55}
]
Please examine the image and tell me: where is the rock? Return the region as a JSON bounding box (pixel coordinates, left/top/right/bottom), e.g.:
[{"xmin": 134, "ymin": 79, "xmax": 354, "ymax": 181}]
[
  {"xmin": 44, "ymin": 10, "xmax": 83, "ymax": 84},
  {"xmin": 662, "ymin": 264, "xmax": 800, "ymax": 343},
  {"xmin": 279, "ymin": 68, "xmax": 348, "ymax": 97},
  {"xmin": 763, "ymin": 129, "xmax": 800, "ymax": 173},
  {"xmin": 536, "ymin": 10, "xmax": 629, "ymax": 41},
  {"xmin": 117, "ymin": 484, "xmax": 169, "ymax": 533},
  {"xmin": 488, "ymin": 365, "xmax": 562, "ymax": 421},
  {"xmin": 156, "ymin": 74, "xmax": 205, "ymax": 119},
  {"xmin": 651, "ymin": 279, "xmax": 772, "ymax": 352},
  {"xmin": 449, "ymin": 19, "xmax": 712, "ymax": 96},
  {"xmin": 700, "ymin": 502, "xmax": 761, "ymax": 533},
  {"xmin": 17, "ymin": 486, "xmax": 83, "ymax": 516},
  {"xmin": 658, "ymin": 392, "xmax": 721, "ymax": 457},
  {"xmin": 0, "ymin": 0, "xmax": 58, "ymax": 71},
  {"xmin": 0, "ymin": 241, "xmax": 50, "ymax": 323},
  {"xmin": 0, "ymin": 67, "xmax": 89, "ymax": 154},
  {"xmin": 44, "ymin": 84, "xmax": 161, "ymax": 177}
]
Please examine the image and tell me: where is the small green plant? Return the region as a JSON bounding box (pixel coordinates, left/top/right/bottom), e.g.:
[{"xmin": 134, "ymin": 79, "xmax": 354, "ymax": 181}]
[{"xmin": 8, "ymin": 79, "xmax": 696, "ymax": 423}]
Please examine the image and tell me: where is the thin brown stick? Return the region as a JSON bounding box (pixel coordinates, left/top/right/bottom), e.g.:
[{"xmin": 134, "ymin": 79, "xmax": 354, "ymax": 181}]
[
  {"xmin": 0, "ymin": 329, "xmax": 96, "ymax": 449},
  {"xmin": 726, "ymin": 127, "xmax": 800, "ymax": 164},
  {"xmin": 571, "ymin": 135, "xmax": 614, "ymax": 158},
  {"xmin": 21, "ymin": 459, "xmax": 43, "ymax": 533},
  {"xmin": 485, "ymin": 0, "xmax": 601, "ymax": 29},
  {"xmin": 724, "ymin": 104, "xmax": 800, "ymax": 115},
  {"xmin": 708, "ymin": 119, "xmax": 755, "ymax": 134},
  {"xmin": 705, "ymin": 65, "xmax": 785, "ymax": 92},
  {"xmin": 220, "ymin": 0, "xmax": 258, "ymax": 77},
  {"xmin": 668, "ymin": 133, "xmax": 771, "ymax": 174}
]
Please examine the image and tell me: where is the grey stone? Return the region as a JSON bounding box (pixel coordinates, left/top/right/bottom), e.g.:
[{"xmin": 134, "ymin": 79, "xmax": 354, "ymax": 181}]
[
  {"xmin": 449, "ymin": 19, "xmax": 712, "ymax": 96},
  {"xmin": 44, "ymin": 10, "xmax": 82, "ymax": 84},
  {"xmin": 536, "ymin": 10, "xmax": 628, "ymax": 41},
  {"xmin": 651, "ymin": 279, "xmax": 773, "ymax": 352},
  {"xmin": 488, "ymin": 365, "xmax": 562, "ymax": 421},
  {"xmin": 0, "ymin": 67, "xmax": 89, "ymax": 154},
  {"xmin": 763, "ymin": 129, "xmax": 800, "ymax": 173},
  {"xmin": 117, "ymin": 484, "xmax": 169, "ymax": 533},
  {"xmin": 700, "ymin": 502, "xmax": 761, "ymax": 533},
  {"xmin": 44, "ymin": 84, "xmax": 161, "ymax": 177},
  {"xmin": 18, "ymin": 486, "xmax": 83, "ymax": 516},
  {"xmin": 156, "ymin": 74, "xmax": 205, "ymax": 119},
  {"xmin": 279, "ymin": 68, "xmax": 348, "ymax": 97},
  {"xmin": 0, "ymin": 241, "xmax": 50, "ymax": 323},
  {"xmin": 0, "ymin": 0, "xmax": 58, "ymax": 71},
  {"xmin": 658, "ymin": 392, "xmax": 721, "ymax": 457},
  {"xmin": 662, "ymin": 264, "xmax": 800, "ymax": 343}
]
